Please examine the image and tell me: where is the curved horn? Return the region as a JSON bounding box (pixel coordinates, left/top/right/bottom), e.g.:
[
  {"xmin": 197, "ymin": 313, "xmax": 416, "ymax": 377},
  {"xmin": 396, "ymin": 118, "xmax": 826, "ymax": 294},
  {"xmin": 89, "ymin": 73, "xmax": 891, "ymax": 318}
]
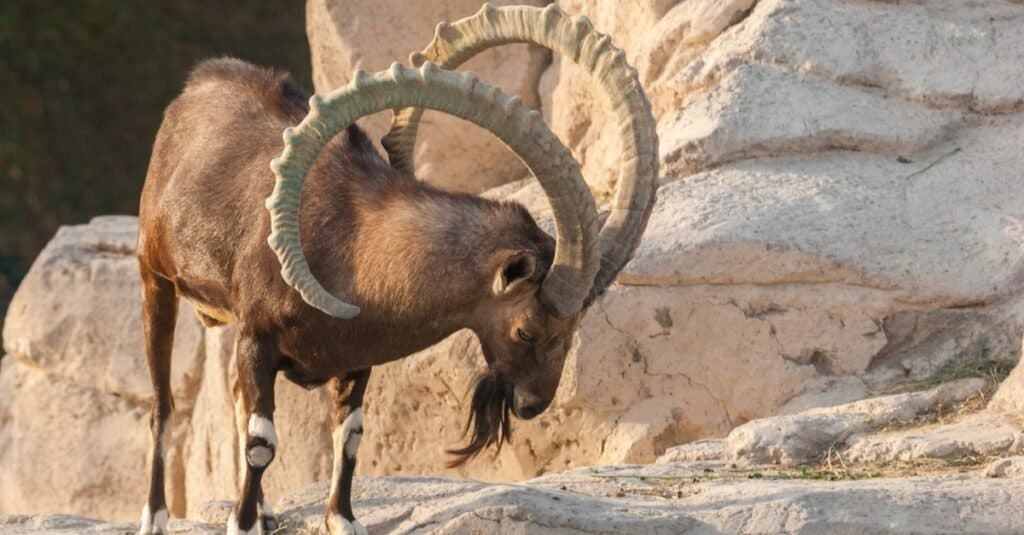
[
  {"xmin": 266, "ymin": 62, "xmax": 599, "ymax": 318},
  {"xmin": 382, "ymin": 3, "xmax": 658, "ymax": 304}
]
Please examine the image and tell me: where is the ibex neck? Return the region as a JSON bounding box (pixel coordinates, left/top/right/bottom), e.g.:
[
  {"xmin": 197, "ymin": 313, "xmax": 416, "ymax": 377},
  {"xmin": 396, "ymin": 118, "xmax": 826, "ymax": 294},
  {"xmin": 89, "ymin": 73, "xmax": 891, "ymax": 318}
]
[{"xmin": 342, "ymin": 182, "xmax": 512, "ymax": 326}]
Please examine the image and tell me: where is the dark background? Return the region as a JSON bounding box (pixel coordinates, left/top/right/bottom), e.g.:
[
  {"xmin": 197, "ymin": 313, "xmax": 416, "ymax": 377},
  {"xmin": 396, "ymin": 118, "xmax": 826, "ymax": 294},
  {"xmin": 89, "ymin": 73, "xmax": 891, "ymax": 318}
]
[{"xmin": 0, "ymin": 1, "xmax": 312, "ymax": 342}]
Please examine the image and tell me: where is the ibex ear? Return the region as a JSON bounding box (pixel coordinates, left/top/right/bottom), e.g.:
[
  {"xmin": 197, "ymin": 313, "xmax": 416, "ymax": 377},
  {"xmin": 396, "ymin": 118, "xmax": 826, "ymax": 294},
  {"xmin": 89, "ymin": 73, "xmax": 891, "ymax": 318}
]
[{"xmin": 492, "ymin": 251, "xmax": 540, "ymax": 296}]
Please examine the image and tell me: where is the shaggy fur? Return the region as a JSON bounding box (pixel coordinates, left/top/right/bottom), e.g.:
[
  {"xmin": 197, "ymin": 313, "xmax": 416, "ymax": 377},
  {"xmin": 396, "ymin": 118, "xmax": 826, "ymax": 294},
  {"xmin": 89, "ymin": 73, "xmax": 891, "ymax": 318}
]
[
  {"xmin": 446, "ymin": 371, "xmax": 514, "ymax": 467},
  {"xmin": 138, "ymin": 57, "xmax": 583, "ymax": 534}
]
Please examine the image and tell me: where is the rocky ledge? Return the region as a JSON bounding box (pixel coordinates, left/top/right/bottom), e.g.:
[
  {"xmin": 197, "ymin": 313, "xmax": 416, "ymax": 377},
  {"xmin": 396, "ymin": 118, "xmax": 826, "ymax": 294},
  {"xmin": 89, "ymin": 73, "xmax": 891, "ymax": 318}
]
[{"xmin": 3, "ymin": 461, "xmax": 1022, "ymax": 534}]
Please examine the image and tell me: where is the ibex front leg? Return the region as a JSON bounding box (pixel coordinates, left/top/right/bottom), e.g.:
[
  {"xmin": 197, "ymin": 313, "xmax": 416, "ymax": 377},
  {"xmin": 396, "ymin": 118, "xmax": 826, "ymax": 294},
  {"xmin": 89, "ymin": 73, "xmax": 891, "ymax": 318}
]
[
  {"xmin": 326, "ymin": 370, "xmax": 371, "ymax": 535},
  {"xmin": 228, "ymin": 330, "xmax": 279, "ymax": 535}
]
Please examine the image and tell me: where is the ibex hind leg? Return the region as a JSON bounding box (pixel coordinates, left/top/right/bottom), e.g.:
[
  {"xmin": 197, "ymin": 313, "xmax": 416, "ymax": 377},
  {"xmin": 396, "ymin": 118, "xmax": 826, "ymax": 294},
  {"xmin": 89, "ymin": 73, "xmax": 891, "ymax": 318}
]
[
  {"xmin": 139, "ymin": 270, "xmax": 178, "ymax": 535},
  {"xmin": 325, "ymin": 370, "xmax": 371, "ymax": 535},
  {"xmin": 227, "ymin": 330, "xmax": 280, "ymax": 535},
  {"xmin": 232, "ymin": 374, "xmax": 279, "ymax": 533}
]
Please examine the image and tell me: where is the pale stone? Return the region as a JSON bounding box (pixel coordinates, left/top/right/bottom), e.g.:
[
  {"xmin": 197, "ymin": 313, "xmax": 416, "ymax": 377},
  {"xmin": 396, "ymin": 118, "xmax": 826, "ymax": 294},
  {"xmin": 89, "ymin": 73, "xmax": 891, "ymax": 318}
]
[
  {"xmin": 660, "ymin": 62, "xmax": 958, "ymax": 175},
  {"xmin": 0, "ymin": 513, "xmax": 219, "ymax": 534},
  {"xmin": 1, "ymin": 216, "xmax": 204, "ymax": 408},
  {"xmin": 306, "ymin": 0, "xmax": 550, "ymax": 193},
  {"xmin": 10, "ymin": 466, "xmax": 1024, "ymax": 534},
  {"xmin": 277, "ymin": 470, "xmax": 1024, "ymax": 534},
  {"xmin": 541, "ymin": 0, "xmax": 756, "ymax": 195},
  {"xmin": 776, "ymin": 375, "xmax": 870, "ymax": 415},
  {"xmin": 725, "ymin": 378, "xmax": 989, "ymax": 465},
  {"xmin": 985, "ymin": 456, "xmax": 1024, "ymax": 479},
  {"xmin": 0, "ymin": 217, "xmax": 201, "ymax": 519},
  {"xmin": 181, "ymin": 327, "xmax": 239, "ymax": 514},
  {"xmin": 0, "ymin": 358, "xmax": 152, "ymax": 520},
  {"xmin": 682, "ymin": 0, "xmax": 1024, "ymax": 115},
  {"xmin": 656, "ymin": 438, "xmax": 726, "ymax": 464},
  {"xmin": 625, "ymin": 117, "xmax": 1024, "ymax": 305},
  {"xmin": 990, "ymin": 336, "xmax": 1024, "ymax": 414},
  {"xmin": 6, "ymin": 0, "xmax": 1024, "ymax": 523},
  {"xmin": 844, "ymin": 412, "xmax": 1024, "ymax": 465}
]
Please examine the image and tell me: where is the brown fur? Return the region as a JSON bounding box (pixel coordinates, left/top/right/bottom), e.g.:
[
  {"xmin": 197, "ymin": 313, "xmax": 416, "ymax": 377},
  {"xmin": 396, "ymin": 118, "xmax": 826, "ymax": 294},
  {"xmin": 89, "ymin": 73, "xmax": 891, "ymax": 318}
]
[{"xmin": 138, "ymin": 57, "xmax": 583, "ymax": 532}]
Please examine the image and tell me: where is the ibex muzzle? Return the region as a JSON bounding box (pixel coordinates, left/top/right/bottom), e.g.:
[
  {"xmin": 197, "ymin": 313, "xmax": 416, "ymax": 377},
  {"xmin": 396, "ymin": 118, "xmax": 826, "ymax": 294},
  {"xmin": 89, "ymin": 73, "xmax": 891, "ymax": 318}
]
[{"xmin": 136, "ymin": 4, "xmax": 657, "ymax": 535}]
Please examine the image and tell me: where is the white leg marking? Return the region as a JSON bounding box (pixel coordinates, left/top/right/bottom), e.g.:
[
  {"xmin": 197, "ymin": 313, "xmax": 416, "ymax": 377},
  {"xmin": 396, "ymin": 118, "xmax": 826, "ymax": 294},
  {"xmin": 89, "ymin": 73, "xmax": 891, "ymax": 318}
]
[
  {"xmin": 327, "ymin": 514, "xmax": 367, "ymax": 535},
  {"xmin": 330, "ymin": 408, "xmax": 363, "ymax": 493},
  {"xmin": 138, "ymin": 504, "xmax": 167, "ymax": 535},
  {"xmin": 227, "ymin": 510, "xmax": 263, "ymax": 535},
  {"xmin": 341, "ymin": 408, "xmax": 363, "ymax": 458},
  {"xmin": 246, "ymin": 414, "xmax": 277, "ymax": 468},
  {"xmin": 247, "ymin": 414, "xmax": 278, "ymax": 448}
]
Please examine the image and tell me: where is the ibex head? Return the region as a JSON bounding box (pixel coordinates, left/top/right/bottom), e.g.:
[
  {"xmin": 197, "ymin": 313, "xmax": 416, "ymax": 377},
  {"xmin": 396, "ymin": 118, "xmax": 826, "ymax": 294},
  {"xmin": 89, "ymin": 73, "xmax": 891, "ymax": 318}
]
[{"xmin": 264, "ymin": 3, "xmax": 658, "ymax": 465}]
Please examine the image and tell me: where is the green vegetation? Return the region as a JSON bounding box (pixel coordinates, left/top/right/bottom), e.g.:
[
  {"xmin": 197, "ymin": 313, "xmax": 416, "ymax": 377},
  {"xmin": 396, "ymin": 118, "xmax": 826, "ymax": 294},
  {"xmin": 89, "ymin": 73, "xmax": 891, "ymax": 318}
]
[{"xmin": 0, "ymin": 1, "xmax": 312, "ymax": 341}]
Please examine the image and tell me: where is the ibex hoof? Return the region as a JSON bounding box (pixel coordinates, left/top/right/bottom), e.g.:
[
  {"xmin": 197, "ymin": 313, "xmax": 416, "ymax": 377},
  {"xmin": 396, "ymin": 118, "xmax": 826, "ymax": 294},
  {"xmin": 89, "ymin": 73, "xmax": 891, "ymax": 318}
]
[
  {"xmin": 327, "ymin": 514, "xmax": 367, "ymax": 535},
  {"xmin": 226, "ymin": 510, "xmax": 266, "ymax": 535},
  {"xmin": 138, "ymin": 504, "xmax": 167, "ymax": 534}
]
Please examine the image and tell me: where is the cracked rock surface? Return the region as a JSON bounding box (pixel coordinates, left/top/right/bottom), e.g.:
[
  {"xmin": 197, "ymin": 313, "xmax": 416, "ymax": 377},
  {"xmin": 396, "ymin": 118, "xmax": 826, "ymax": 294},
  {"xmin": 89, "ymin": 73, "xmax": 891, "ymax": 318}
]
[
  {"xmin": 5, "ymin": 466, "xmax": 1024, "ymax": 534},
  {"xmin": 3, "ymin": 0, "xmax": 1024, "ymax": 526},
  {"xmin": 306, "ymin": 0, "xmax": 550, "ymax": 193}
]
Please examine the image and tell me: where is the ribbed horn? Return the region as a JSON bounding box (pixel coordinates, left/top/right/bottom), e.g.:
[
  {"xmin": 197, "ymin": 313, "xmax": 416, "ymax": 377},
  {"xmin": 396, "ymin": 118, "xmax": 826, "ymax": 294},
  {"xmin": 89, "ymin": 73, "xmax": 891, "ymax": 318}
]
[
  {"xmin": 266, "ymin": 62, "xmax": 598, "ymax": 318},
  {"xmin": 382, "ymin": 3, "xmax": 658, "ymax": 305}
]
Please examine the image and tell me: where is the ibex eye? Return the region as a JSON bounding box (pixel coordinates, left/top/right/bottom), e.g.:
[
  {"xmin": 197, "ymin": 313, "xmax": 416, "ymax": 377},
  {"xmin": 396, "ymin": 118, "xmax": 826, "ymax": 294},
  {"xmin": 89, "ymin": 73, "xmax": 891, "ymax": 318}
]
[{"xmin": 516, "ymin": 328, "xmax": 535, "ymax": 343}]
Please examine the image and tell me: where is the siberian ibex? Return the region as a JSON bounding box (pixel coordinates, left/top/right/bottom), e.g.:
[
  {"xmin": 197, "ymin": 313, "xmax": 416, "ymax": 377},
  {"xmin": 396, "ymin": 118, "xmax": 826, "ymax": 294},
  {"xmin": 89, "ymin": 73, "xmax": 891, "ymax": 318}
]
[{"xmin": 137, "ymin": 4, "xmax": 657, "ymax": 534}]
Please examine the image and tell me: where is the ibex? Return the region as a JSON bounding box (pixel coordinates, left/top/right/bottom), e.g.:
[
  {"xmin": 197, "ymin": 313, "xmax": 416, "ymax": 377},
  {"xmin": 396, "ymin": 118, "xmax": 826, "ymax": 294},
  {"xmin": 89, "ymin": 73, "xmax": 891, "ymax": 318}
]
[{"xmin": 136, "ymin": 4, "xmax": 656, "ymax": 534}]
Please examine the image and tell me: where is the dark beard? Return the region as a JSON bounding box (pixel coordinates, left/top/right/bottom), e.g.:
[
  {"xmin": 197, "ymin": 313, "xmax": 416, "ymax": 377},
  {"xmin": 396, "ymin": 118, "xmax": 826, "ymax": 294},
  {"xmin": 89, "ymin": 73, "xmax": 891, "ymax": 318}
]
[{"xmin": 445, "ymin": 371, "xmax": 513, "ymax": 467}]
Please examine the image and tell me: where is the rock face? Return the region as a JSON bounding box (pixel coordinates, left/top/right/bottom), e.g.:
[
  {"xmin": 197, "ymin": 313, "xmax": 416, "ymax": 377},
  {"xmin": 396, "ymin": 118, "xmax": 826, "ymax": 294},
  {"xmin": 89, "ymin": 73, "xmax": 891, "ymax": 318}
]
[
  {"xmin": 306, "ymin": 0, "xmax": 550, "ymax": 193},
  {"xmin": 4, "ymin": 0, "xmax": 1024, "ymax": 525},
  {"xmin": 0, "ymin": 216, "xmax": 204, "ymax": 519},
  {"xmin": 722, "ymin": 378, "xmax": 989, "ymax": 466},
  {"xmin": 659, "ymin": 346, "xmax": 1024, "ymax": 470}
]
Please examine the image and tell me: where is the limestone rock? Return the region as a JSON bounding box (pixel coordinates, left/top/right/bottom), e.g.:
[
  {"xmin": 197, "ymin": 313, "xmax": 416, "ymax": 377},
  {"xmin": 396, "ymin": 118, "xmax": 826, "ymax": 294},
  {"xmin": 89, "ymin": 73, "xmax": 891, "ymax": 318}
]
[
  {"xmin": 7, "ymin": 0, "xmax": 1024, "ymax": 523},
  {"xmin": 2, "ymin": 216, "xmax": 204, "ymax": 407},
  {"xmin": 662, "ymin": 0, "xmax": 1024, "ymax": 175},
  {"xmin": 624, "ymin": 117, "xmax": 1024, "ymax": 305},
  {"xmin": 181, "ymin": 327, "xmax": 239, "ymax": 514},
  {"xmin": 9, "ymin": 468, "xmax": 1024, "ymax": 534},
  {"xmin": 264, "ymin": 470, "xmax": 1024, "ymax": 534},
  {"xmin": 0, "ymin": 514, "xmax": 218, "ymax": 534},
  {"xmin": 724, "ymin": 378, "xmax": 988, "ymax": 465},
  {"xmin": 306, "ymin": 0, "xmax": 550, "ymax": 193},
  {"xmin": 0, "ymin": 216, "xmax": 203, "ymax": 519},
  {"xmin": 985, "ymin": 456, "xmax": 1024, "ymax": 479},
  {"xmin": 656, "ymin": 438, "xmax": 726, "ymax": 464},
  {"xmin": 843, "ymin": 412, "xmax": 1024, "ymax": 465},
  {"xmin": 990, "ymin": 336, "xmax": 1024, "ymax": 413},
  {"xmin": 541, "ymin": 0, "xmax": 756, "ymax": 195},
  {"xmin": 0, "ymin": 358, "xmax": 152, "ymax": 521}
]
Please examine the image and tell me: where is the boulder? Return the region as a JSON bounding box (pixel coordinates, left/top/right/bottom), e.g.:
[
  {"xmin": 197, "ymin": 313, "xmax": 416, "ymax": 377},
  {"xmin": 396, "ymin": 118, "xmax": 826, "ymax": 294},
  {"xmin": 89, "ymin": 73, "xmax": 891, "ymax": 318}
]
[
  {"xmin": 843, "ymin": 412, "xmax": 1024, "ymax": 465},
  {"xmin": 1, "ymin": 216, "xmax": 203, "ymax": 409},
  {"xmin": 985, "ymin": 456, "xmax": 1024, "ymax": 479},
  {"xmin": 990, "ymin": 336, "xmax": 1024, "ymax": 414},
  {"xmin": 540, "ymin": 0, "xmax": 757, "ymax": 195},
  {"xmin": 0, "ymin": 216, "xmax": 203, "ymax": 519},
  {"xmin": 656, "ymin": 378, "xmax": 989, "ymax": 466},
  {"xmin": 306, "ymin": 0, "xmax": 550, "ymax": 193}
]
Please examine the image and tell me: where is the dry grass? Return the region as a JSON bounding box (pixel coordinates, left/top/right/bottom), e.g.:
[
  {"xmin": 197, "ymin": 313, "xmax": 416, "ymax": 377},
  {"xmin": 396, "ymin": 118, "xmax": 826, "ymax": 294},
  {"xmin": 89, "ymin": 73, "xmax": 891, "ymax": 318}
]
[
  {"xmin": 872, "ymin": 338, "xmax": 1014, "ymax": 434},
  {"xmin": 883, "ymin": 339, "xmax": 1014, "ymax": 397}
]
